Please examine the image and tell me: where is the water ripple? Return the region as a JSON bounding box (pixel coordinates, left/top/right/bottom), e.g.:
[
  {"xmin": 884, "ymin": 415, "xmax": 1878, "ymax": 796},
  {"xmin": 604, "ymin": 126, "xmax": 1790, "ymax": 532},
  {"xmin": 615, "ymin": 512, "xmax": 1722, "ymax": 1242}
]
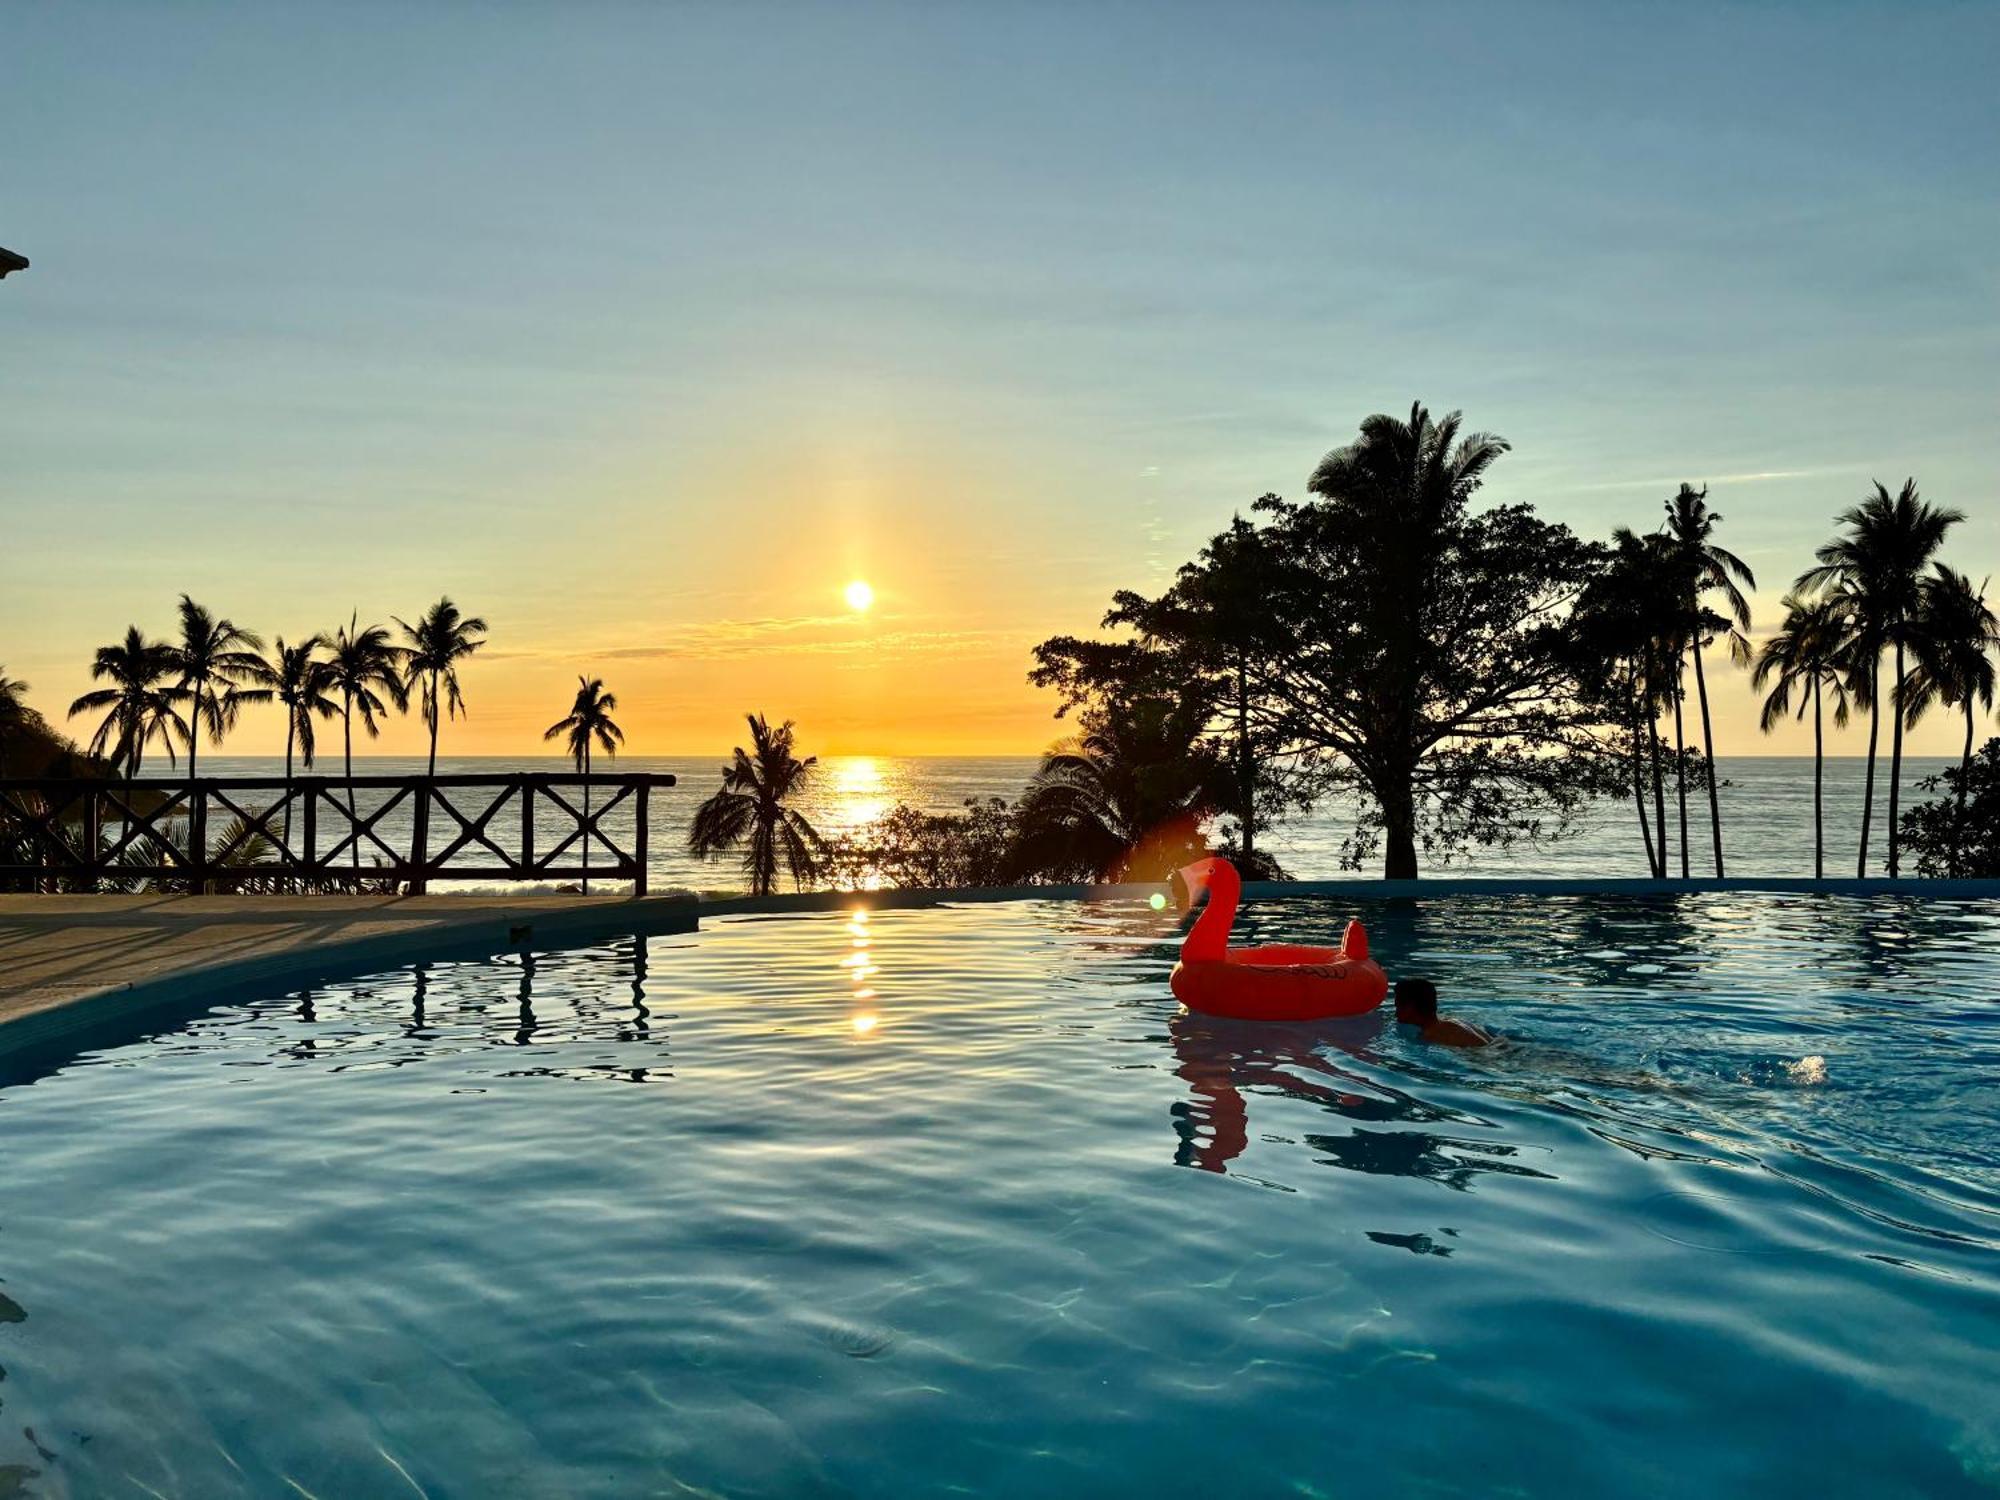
[{"xmin": 0, "ymin": 893, "xmax": 1995, "ymax": 1496}]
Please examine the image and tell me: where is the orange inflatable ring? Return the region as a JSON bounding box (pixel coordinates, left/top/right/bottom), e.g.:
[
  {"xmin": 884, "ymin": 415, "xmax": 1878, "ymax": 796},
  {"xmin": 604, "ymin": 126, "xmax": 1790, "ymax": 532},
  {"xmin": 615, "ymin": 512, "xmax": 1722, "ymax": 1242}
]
[{"xmin": 1167, "ymin": 857, "xmax": 1388, "ymax": 1021}]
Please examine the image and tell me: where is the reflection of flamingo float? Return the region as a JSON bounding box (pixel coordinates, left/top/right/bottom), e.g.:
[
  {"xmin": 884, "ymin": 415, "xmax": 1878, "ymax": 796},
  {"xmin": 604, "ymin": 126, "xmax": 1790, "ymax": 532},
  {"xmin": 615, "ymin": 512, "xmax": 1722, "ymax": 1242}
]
[{"xmin": 1169, "ymin": 857, "xmax": 1389, "ymax": 1021}]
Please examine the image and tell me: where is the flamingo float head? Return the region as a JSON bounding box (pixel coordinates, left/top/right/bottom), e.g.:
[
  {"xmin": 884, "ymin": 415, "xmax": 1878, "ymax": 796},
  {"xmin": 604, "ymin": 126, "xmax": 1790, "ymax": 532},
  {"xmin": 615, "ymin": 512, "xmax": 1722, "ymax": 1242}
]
[{"xmin": 1169, "ymin": 857, "xmax": 1219, "ymax": 913}]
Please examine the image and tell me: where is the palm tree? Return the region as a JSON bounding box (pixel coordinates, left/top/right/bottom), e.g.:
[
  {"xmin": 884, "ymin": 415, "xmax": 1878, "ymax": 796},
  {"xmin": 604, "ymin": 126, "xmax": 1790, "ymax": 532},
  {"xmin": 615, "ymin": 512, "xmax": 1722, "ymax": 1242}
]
[
  {"xmin": 325, "ymin": 616, "xmax": 409, "ymax": 869},
  {"xmin": 544, "ymin": 676, "xmax": 626, "ymax": 893},
  {"xmin": 1663, "ymin": 485, "xmax": 1754, "ymax": 876},
  {"xmin": 242, "ymin": 636, "xmax": 339, "ymax": 856},
  {"xmin": 1799, "ymin": 480, "xmax": 1963, "ymax": 876},
  {"xmin": 68, "ymin": 627, "xmax": 187, "ymax": 779},
  {"xmin": 1575, "ymin": 529, "xmax": 1687, "ymax": 877},
  {"xmin": 1009, "ymin": 695, "xmax": 1222, "ymax": 883},
  {"xmin": 1900, "ymin": 565, "xmax": 1998, "ymax": 874},
  {"xmin": 168, "ymin": 595, "xmax": 267, "ymax": 782},
  {"xmin": 686, "ymin": 713, "xmax": 824, "ymax": 896},
  {"xmin": 397, "ymin": 597, "xmax": 487, "ymax": 776},
  {"xmin": 0, "ymin": 668, "xmax": 43, "ymax": 779},
  {"xmin": 68, "ymin": 628, "xmax": 188, "ymax": 866},
  {"xmin": 1753, "ymin": 592, "xmax": 1853, "ymax": 879}
]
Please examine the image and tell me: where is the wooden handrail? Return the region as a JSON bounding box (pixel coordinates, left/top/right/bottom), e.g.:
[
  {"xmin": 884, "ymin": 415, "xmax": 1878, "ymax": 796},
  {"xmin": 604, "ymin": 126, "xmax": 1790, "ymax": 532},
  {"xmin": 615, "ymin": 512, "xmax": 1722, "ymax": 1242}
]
[{"xmin": 0, "ymin": 773, "xmax": 677, "ymax": 891}]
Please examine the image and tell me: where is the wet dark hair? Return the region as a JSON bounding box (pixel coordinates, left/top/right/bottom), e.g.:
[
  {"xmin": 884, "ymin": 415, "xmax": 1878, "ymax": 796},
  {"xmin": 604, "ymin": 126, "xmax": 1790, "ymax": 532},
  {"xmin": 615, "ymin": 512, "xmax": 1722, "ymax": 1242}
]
[{"xmin": 1394, "ymin": 978, "xmax": 1438, "ymax": 1022}]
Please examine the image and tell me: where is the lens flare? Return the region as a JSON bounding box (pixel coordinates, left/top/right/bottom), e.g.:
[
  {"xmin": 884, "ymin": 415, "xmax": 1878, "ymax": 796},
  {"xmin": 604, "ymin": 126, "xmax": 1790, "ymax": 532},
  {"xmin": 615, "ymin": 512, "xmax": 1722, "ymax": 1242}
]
[{"xmin": 1149, "ymin": 892, "xmax": 1168, "ymax": 910}]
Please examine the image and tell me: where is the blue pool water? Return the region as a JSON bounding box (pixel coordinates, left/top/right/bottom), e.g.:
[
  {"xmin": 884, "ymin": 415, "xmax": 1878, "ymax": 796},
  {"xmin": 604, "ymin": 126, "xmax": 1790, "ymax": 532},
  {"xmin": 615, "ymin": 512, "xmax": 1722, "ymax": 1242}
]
[{"xmin": 1, "ymin": 893, "xmax": 1996, "ymax": 1497}]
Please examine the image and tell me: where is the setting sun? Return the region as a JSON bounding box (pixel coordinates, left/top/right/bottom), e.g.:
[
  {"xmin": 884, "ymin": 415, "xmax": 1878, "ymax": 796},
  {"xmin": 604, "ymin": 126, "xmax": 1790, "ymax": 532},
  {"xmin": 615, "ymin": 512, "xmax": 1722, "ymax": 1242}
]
[{"xmin": 843, "ymin": 579, "xmax": 874, "ymax": 612}]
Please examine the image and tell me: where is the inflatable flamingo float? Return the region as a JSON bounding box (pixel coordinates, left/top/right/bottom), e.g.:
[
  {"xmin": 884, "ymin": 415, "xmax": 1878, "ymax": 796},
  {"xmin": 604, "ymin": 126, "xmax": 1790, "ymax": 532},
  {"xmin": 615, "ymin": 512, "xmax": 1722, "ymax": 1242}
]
[{"xmin": 1168, "ymin": 857, "xmax": 1388, "ymax": 1021}]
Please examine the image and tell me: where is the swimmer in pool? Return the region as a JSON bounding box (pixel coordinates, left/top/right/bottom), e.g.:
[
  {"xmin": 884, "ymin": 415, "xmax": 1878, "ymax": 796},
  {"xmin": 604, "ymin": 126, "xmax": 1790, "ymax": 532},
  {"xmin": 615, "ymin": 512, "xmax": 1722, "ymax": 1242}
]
[{"xmin": 1394, "ymin": 978, "xmax": 1493, "ymax": 1048}]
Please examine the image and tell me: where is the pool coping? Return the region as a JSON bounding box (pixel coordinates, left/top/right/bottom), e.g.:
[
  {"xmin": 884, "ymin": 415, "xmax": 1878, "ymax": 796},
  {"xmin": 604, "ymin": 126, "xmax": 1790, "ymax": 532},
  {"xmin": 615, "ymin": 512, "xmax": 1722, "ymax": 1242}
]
[{"xmin": 3, "ymin": 875, "xmax": 1996, "ymax": 1069}]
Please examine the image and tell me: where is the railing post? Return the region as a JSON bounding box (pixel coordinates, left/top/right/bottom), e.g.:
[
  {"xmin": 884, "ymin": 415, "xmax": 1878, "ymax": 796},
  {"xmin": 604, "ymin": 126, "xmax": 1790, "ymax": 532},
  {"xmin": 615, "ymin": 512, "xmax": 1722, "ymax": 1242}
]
[
  {"xmin": 409, "ymin": 781, "xmax": 430, "ymax": 897},
  {"xmin": 633, "ymin": 779, "xmax": 649, "ymax": 897},
  {"xmin": 521, "ymin": 778, "xmax": 535, "ymax": 872},
  {"xmin": 192, "ymin": 781, "xmax": 209, "ymax": 895},
  {"xmin": 302, "ymin": 785, "xmax": 317, "ymax": 884},
  {"xmin": 84, "ymin": 791, "xmax": 102, "ymax": 891}
]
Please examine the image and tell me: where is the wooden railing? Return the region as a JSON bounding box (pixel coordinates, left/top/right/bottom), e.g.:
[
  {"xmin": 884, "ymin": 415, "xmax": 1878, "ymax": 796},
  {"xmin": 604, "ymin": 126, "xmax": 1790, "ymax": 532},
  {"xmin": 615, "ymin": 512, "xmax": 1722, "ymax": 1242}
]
[{"xmin": 0, "ymin": 774, "xmax": 676, "ymax": 894}]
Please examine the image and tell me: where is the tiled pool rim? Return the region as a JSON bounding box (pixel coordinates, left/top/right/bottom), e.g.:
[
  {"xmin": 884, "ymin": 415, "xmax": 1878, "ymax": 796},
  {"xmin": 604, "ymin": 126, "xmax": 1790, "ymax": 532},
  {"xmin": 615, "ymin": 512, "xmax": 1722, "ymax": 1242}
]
[{"xmin": 5, "ymin": 876, "xmax": 1998, "ymax": 1070}]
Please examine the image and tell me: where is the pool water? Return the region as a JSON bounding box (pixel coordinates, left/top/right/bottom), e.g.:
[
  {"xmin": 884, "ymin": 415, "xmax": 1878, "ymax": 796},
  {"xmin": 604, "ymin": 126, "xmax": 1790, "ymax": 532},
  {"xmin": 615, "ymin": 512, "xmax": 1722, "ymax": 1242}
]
[{"xmin": 1, "ymin": 894, "xmax": 1996, "ymax": 1497}]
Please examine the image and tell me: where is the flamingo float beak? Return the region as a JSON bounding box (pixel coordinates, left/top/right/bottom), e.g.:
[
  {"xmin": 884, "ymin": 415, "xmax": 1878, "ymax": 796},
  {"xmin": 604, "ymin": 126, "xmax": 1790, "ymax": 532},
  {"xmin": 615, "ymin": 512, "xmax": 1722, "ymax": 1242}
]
[{"xmin": 1169, "ymin": 858, "xmax": 1216, "ymax": 913}]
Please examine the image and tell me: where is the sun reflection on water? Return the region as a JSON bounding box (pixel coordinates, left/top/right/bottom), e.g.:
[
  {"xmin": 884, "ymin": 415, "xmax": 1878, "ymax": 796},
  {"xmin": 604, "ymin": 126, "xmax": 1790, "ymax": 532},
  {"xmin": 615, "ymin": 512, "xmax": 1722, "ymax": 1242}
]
[
  {"xmin": 829, "ymin": 757, "xmax": 890, "ymax": 829},
  {"xmin": 846, "ymin": 908, "xmax": 880, "ymax": 1038}
]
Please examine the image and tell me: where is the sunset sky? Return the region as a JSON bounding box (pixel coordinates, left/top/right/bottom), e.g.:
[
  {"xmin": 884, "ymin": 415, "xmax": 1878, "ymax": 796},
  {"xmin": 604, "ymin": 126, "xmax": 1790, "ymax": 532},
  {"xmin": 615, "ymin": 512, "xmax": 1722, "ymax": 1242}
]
[{"xmin": 4, "ymin": 2, "xmax": 1996, "ymax": 758}]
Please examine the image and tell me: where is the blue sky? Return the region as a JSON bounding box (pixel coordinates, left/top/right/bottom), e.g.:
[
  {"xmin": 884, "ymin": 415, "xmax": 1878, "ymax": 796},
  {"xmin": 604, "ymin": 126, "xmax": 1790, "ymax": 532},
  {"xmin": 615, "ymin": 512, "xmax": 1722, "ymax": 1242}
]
[{"xmin": 2, "ymin": 2, "xmax": 1996, "ymax": 753}]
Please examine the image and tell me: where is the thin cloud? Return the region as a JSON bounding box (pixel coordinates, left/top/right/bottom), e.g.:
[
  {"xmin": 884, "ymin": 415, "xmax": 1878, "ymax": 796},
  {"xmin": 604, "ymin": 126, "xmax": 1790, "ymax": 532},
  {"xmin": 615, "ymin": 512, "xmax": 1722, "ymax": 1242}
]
[
  {"xmin": 1555, "ymin": 465, "xmax": 1864, "ymax": 496},
  {"xmin": 493, "ymin": 617, "xmax": 1022, "ymax": 664}
]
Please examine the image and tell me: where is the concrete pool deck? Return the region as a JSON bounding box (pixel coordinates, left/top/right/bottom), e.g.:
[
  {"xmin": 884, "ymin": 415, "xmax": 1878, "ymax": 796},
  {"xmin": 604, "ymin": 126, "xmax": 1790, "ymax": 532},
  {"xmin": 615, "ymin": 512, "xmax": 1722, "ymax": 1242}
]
[
  {"xmin": 5, "ymin": 876, "xmax": 1997, "ymax": 1062},
  {"xmin": 0, "ymin": 891, "xmax": 707, "ymax": 1056}
]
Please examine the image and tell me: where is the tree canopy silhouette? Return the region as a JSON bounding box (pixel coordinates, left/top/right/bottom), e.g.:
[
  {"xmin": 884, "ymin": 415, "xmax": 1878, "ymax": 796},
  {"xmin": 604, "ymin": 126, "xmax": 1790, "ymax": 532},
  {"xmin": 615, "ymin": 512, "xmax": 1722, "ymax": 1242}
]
[{"xmin": 0, "ymin": 668, "xmax": 45, "ymax": 779}]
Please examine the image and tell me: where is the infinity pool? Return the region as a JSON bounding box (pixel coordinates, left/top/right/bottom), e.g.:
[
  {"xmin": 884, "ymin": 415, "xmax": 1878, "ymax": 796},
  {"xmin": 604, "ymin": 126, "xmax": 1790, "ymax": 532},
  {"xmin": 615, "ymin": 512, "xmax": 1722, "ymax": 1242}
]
[{"xmin": 1, "ymin": 894, "xmax": 1996, "ymax": 1497}]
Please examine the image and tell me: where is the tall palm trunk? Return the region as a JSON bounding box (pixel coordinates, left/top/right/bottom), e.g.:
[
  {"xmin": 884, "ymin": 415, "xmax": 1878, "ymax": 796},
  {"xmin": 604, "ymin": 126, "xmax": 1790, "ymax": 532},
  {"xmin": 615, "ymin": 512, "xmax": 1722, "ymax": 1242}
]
[
  {"xmin": 1857, "ymin": 660, "xmax": 1880, "ymax": 878},
  {"xmin": 581, "ymin": 742, "xmax": 591, "ymax": 895},
  {"xmin": 186, "ymin": 690, "xmax": 207, "ymax": 894},
  {"xmin": 1670, "ymin": 672, "xmax": 1689, "ymax": 878},
  {"xmin": 427, "ymin": 670, "xmax": 441, "ymax": 777},
  {"xmin": 1953, "ymin": 699, "xmax": 1975, "ymax": 877},
  {"xmin": 1811, "ymin": 676, "xmax": 1824, "ymax": 881},
  {"xmin": 344, "ymin": 695, "xmax": 360, "ymax": 873},
  {"xmin": 1690, "ymin": 637, "xmax": 1724, "ymax": 876},
  {"xmin": 1886, "ymin": 640, "xmax": 1907, "ymax": 878},
  {"xmin": 282, "ymin": 720, "xmax": 297, "ymax": 876},
  {"xmin": 1648, "ymin": 701, "xmax": 1667, "ymax": 877},
  {"xmin": 1235, "ymin": 658, "xmax": 1255, "ymax": 864},
  {"xmin": 1631, "ymin": 700, "xmax": 1659, "ymax": 876}
]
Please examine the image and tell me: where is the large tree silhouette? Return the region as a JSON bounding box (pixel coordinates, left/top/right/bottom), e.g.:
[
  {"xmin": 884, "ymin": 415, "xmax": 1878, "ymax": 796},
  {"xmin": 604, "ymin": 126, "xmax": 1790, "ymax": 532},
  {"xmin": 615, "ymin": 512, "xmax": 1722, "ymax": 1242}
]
[{"xmin": 1254, "ymin": 403, "xmax": 1616, "ymax": 878}]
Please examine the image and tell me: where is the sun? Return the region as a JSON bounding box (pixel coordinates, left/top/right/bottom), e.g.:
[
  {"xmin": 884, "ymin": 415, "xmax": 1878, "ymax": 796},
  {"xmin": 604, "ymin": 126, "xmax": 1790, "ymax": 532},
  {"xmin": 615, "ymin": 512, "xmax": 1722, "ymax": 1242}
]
[{"xmin": 844, "ymin": 579, "xmax": 875, "ymax": 612}]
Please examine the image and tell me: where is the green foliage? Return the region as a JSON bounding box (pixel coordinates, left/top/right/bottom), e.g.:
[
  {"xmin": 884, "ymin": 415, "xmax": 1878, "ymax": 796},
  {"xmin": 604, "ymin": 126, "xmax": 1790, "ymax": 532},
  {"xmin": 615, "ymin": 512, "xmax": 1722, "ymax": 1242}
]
[
  {"xmin": 824, "ymin": 798, "xmax": 1020, "ymax": 890},
  {"xmin": 1900, "ymin": 740, "xmax": 2000, "ymax": 878},
  {"xmin": 1009, "ymin": 697, "xmax": 1222, "ymax": 883}
]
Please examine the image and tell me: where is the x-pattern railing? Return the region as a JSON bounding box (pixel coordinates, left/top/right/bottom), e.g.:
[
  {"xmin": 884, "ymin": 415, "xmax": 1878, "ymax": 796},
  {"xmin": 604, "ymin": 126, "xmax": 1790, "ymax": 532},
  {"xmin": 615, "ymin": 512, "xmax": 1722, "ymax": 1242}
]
[{"xmin": 0, "ymin": 774, "xmax": 674, "ymax": 892}]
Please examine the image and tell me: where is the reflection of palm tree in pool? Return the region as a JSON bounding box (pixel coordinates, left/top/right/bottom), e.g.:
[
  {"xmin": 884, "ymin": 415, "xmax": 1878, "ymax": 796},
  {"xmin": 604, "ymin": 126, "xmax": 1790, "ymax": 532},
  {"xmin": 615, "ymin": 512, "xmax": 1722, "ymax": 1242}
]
[{"xmin": 515, "ymin": 950, "xmax": 538, "ymax": 1047}]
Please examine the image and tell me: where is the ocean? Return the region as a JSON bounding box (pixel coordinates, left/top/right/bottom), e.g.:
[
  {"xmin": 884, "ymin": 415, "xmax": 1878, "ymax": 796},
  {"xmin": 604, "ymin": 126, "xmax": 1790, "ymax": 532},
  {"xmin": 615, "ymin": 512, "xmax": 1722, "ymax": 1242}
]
[{"xmin": 185, "ymin": 754, "xmax": 1960, "ymax": 891}]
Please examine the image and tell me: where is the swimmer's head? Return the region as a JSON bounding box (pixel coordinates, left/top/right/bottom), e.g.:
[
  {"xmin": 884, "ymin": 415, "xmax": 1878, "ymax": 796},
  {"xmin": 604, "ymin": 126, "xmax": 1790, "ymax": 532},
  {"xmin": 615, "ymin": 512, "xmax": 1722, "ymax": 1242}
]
[{"xmin": 1394, "ymin": 978, "xmax": 1438, "ymax": 1024}]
